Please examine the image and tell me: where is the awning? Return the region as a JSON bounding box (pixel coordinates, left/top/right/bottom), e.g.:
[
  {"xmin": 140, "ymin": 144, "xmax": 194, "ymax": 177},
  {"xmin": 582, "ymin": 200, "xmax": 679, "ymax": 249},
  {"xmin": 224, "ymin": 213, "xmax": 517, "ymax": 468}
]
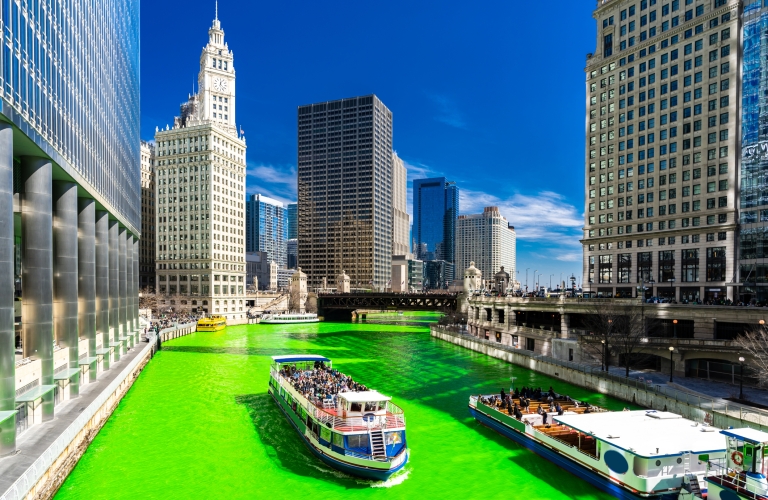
[
  {"xmin": 108, "ymin": 341, "xmax": 123, "ymax": 348},
  {"xmin": 118, "ymin": 336, "xmax": 128, "ymax": 342},
  {"xmin": 0, "ymin": 411, "xmax": 16, "ymax": 425},
  {"xmin": 16, "ymin": 384, "xmax": 56, "ymax": 403},
  {"xmin": 95, "ymin": 348, "xmax": 111, "ymax": 356},
  {"xmin": 79, "ymin": 356, "xmax": 97, "ymax": 365},
  {"xmin": 54, "ymin": 368, "xmax": 80, "ymax": 381},
  {"xmin": 271, "ymin": 355, "xmax": 330, "ymax": 363}
]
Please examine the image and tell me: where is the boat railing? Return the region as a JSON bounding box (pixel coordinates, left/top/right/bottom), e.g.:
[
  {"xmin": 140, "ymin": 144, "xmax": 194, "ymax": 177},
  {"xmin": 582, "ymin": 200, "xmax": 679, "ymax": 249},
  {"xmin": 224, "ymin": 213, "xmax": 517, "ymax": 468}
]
[
  {"xmin": 706, "ymin": 459, "xmax": 768, "ymax": 498},
  {"xmin": 271, "ymin": 370, "xmax": 405, "ymax": 430}
]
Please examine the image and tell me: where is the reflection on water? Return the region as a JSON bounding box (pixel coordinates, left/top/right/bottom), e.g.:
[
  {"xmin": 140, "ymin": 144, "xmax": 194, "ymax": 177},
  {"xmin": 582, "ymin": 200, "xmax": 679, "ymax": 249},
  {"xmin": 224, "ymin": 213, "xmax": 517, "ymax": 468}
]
[{"xmin": 55, "ymin": 311, "xmax": 615, "ymax": 500}]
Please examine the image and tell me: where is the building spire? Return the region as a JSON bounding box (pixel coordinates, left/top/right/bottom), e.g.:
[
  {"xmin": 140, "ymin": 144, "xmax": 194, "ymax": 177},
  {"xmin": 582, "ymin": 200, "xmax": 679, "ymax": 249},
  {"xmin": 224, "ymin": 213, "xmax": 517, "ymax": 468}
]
[{"xmin": 215, "ymin": 0, "xmax": 218, "ymax": 21}]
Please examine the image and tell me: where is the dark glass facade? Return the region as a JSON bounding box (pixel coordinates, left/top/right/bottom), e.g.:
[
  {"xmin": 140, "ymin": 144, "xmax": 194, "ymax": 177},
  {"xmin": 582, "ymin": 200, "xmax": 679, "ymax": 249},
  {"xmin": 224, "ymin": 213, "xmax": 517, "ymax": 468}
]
[
  {"xmin": 412, "ymin": 177, "xmax": 458, "ymax": 266},
  {"xmin": 0, "ymin": 0, "xmax": 140, "ymax": 232}
]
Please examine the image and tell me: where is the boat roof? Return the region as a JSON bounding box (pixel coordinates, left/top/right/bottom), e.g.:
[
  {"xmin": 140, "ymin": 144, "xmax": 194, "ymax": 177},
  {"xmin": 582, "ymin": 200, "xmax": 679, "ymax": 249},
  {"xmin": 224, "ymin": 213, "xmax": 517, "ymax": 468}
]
[
  {"xmin": 271, "ymin": 354, "xmax": 330, "ymax": 363},
  {"xmin": 554, "ymin": 410, "xmax": 726, "ymax": 458},
  {"xmin": 721, "ymin": 428, "xmax": 768, "ymax": 445},
  {"xmin": 338, "ymin": 390, "xmax": 391, "ymax": 403}
]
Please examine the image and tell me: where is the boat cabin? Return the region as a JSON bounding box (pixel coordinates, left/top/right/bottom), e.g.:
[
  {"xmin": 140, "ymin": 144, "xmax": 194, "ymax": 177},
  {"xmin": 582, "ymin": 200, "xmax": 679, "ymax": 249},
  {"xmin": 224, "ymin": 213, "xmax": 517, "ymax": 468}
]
[
  {"xmin": 705, "ymin": 428, "xmax": 768, "ymax": 499},
  {"xmin": 336, "ymin": 391, "xmax": 390, "ymax": 418}
]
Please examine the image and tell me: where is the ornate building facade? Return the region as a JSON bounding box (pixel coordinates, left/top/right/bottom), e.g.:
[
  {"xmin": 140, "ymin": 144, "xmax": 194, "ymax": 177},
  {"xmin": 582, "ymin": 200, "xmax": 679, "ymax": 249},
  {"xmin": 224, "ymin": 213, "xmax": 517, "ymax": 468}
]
[
  {"xmin": 140, "ymin": 141, "xmax": 156, "ymax": 290},
  {"xmin": 154, "ymin": 10, "xmax": 247, "ymax": 321}
]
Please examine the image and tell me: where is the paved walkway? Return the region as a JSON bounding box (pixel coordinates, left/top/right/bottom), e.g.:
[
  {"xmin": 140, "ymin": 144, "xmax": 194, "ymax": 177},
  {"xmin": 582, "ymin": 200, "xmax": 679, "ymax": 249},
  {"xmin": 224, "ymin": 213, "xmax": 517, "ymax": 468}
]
[
  {"xmin": 601, "ymin": 364, "xmax": 768, "ymax": 407},
  {"xmin": 0, "ymin": 342, "xmax": 149, "ymax": 495}
]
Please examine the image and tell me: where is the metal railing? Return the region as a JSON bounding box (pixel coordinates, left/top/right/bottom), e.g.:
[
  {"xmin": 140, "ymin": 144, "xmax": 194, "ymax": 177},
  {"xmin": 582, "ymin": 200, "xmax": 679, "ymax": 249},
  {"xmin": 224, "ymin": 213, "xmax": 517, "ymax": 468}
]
[
  {"xmin": 706, "ymin": 459, "xmax": 768, "ymax": 498},
  {"xmin": 433, "ymin": 325, "xmax": 768, "ymax": 429}
]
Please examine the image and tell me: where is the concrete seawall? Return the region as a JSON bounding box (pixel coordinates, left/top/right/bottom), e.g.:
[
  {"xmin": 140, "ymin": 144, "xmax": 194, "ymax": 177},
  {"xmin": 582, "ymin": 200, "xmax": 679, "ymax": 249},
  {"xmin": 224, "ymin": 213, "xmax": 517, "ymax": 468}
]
[
  {"xmin": 431, "ymin": 326, "xmax": 768, "ymax": 432},
  {"xmin": 0, "ymin": 323, "xmax": 196, "ymax": 500}
]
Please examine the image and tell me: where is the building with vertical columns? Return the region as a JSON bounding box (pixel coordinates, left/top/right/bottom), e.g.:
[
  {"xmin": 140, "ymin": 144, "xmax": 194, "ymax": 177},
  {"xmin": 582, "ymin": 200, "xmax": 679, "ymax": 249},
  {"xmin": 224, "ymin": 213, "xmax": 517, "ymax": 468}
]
[
  {"xmin": 287, "ymin": 202, "xmax": 298, "ymax": 240},
  {"xmin": 392, "ymin": 152, "xmax": 410, "ymax": 256},
  {"xmin": 140, "ymin": 141, "xmax": 156, "ymax": 290},
  {"xmin": 455, "ymin": 207, "xmax": 517, "ymax": 285},
  {"xmin": 297, "ymin": 95, "xmax": 393, "ymax": 290},
  {"xmin": 246, "ymin": 194, "xmax": 288, "ymax": 268},
  {"xmin": 0, "ymin": 1, "xmax": 141, "ymax": 456},
  {"xmin": 154, "ymin": 11, "xmax": 247, "ymax": 320},
  {"xmin": 583, "ymin": 0, "xmax": 740, "ymax": 302}
]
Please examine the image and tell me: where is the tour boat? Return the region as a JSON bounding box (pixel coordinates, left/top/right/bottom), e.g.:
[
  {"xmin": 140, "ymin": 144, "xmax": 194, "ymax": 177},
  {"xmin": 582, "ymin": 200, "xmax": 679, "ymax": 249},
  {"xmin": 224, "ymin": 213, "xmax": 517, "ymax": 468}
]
[
  {"xmin": 469, "ymin": 393, "xmax": 727, "ymax": 499},
  {"xmin": 269, "ymin": 354, "xmax": 408, "ymax": 480},
  {"xmin": 196, "ymin": 315, "xmax": 226, "ymax": 331},
  {"xmin": 260, "ymin": 312, "xmax": 319, "ymax": 324},
  {"xmin": 700, "ymin": 428, "xmax": 768, "ymax": 500}
]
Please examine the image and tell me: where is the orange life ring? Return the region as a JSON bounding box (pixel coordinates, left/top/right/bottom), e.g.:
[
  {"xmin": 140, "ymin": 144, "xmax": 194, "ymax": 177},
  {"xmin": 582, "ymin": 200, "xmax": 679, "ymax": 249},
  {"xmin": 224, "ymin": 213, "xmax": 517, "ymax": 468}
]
[{"xmin": 732, "ymin": 451, "xmax": 744, "ymax": 466}]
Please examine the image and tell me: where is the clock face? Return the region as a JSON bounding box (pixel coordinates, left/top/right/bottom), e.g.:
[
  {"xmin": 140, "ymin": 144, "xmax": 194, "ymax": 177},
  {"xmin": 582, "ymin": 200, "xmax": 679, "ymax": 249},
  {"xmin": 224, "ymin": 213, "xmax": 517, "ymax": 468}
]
[{"xmin": 213, "ymin": 77, "xmax": 228, "ymax": 92}]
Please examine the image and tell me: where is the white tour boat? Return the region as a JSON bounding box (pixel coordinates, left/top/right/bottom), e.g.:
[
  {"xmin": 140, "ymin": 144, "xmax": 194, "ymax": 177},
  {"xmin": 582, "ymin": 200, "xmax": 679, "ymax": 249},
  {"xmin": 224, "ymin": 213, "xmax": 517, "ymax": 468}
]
[
  {"xmin": 260, "ymin": 312, "xmax": 319, "ymax": 324},
  {"xmin": 470, "ymin": 393, "xmax": 727, "ymax": 499},
  {"xmin": 699, "ymin": 427, "xmax": 768, "ymax": 500}
]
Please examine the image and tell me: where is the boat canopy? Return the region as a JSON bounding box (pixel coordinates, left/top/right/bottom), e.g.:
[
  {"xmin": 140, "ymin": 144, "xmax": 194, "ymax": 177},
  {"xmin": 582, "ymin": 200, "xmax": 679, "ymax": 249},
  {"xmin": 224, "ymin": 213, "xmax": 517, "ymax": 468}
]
[
  {"xmin": 271, "ymin": 354, "xmax": 330, "ymax": 364},
  {"xmin": 338, "ymin": 390, "xmax": 391, "ymax": 403},
  {"xmin": 721, "ymin": 428, "xmax": 768, "ymax": 445},
  {"xmin": 553, "ymin": 410, "xmax": 726, "ymax": 458}
]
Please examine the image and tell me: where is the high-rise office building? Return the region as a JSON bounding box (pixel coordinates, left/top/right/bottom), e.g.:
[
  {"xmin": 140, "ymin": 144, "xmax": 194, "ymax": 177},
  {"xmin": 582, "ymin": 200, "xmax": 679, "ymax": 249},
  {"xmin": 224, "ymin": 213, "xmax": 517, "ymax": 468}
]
[
  {"xmin": 154, "ymin": 11, "xmax": 247, "ymax": 320},
  {"xmin": 0, "ymin": 0, "xmax": 140, "ymax": 454},
  {"xmin": 297, "ymin": 95, "xmax": 393, "ymax": 290},
  {"xmin": 584, "ymin": 0, "xmax": 738, "ymax": 302},
  {"xmin": 392, "ymin": 153, "xmax": 410, "ymax": 256},
  {"xmin": 246, "ymin": 194, "xmax": 288, "ymax": 268},
  {"xmin": 287, "ymin": 202, "xmax": 298, "ymax": 240},
  {"xmin": 455, "ymin": 207, "xmax": 516, "ymax": 281},
  {"xmin": 413, "ymin": 177, "xmax": 459, "ymax": 267},
  {"xmin": 287, "ymin": 238, "xmax": 298, "ymax": 269},
  {"xmin": 140, "ymin": 141, "xmax": 156, "ymax": 290}
]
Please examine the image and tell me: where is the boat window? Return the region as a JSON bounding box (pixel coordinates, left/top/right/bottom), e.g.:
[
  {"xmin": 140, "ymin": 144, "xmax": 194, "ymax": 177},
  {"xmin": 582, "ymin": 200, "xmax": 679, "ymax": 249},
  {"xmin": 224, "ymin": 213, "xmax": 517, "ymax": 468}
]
[
  {"xmin": 347, "ymin": 434, "xmax": 368, "ymax": 450},
  {"xmin": 350, "ymin": 402, "xmax": 362, "ymax": 412},
  {"xmin": 332, "ymin": 432, "xmax": 344, "ymax": 447},
  {"xmin": 364, "ymin": 402, "xmax": 378, "ymax": 412}
]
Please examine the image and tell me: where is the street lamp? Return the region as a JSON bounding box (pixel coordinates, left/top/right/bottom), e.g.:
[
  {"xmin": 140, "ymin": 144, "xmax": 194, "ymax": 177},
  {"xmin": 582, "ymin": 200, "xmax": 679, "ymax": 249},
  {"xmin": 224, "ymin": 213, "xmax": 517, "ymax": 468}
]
[
  {"xmin": 668, "ymin": 346, "xmax": 675, "ymax": 383},
  {"xmin": 668, "ymin": 277, "xmax": 676, "ymax": 302},
  {"xmin": 738, "ymin": 356, "xmax": 745, "ymax": 400},
  {"xmin": 601, "ymin": 339, "xmax": 606, "ymax": 371},
  {"xmin": 760, "ymin": 319, "xmax": 765, "ymax": 326},
  {"xmin": 526, "ymin": 268, "xmax": 530, "ymax": 292},
  {"xmin": 672, "ymin": 319, "xmax": 678, "ymax": 339}
]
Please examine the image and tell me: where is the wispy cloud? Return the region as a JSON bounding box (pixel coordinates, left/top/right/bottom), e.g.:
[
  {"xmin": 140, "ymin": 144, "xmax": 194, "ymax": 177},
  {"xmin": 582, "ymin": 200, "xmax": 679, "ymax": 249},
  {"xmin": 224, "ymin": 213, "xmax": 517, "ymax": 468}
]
[
  {"xmin": 428, "ymin": 93, "xmax": 466, "ymax": 129},
  {"xmin": 245, "ymin": 162, "xmax": 297, "ymax": 205}
]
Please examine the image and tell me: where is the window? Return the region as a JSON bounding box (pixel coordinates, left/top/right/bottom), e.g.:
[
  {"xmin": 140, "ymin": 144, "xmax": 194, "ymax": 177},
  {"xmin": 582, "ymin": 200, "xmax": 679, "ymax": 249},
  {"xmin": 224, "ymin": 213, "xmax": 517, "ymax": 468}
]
[{"xmin": 682, "ymin": 249, "xmax": 699, "ymax": 282}]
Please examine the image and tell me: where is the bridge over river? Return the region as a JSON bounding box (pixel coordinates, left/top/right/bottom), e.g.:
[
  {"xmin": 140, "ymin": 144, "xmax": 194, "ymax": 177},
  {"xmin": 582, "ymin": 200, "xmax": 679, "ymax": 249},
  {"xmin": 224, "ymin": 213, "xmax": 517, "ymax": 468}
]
[{"xmin": 317, "ymin": 292, "xmax": 458, "ymax": 321}]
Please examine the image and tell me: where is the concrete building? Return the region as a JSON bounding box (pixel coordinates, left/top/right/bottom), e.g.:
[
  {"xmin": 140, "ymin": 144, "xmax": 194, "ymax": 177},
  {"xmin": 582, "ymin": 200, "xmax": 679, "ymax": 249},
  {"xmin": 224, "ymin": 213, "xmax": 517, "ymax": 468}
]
[
  {"xmin": 413, "ymin": 177, "xmax": 459, "ymax": 271},
  {"xmin": 584, "ymin": 0, "xmax": 739, "ymax": 302},
  {"xmin": 140, "ymin": 141, "xmax": 156, "ymax": 290},
  {"xmin": 0, "ymin": 0, "xmax": 141, "ymax": 455},
  {"xmin": 154, "ymin": 11, "xmax": 247, "ymax": 321},
  {"xmin": 455, "ymin": 206, "xmax": 516, "ymax": 282},
  {"xmin": 392, "ymin": 153, "xmax": 410, "ymax": 256},
  {"xmin": 277, "ymin": 268, "xmax": 295, "ymax": 290},
  {"xmin": 392, "ymin": 254, "xmax": 424, "ymax": 292},
  {"xmin": 297, "ymin": 95, "xmax": 393, "ymax": 290},
  {"xmin": 246, "ymin": 252, "xmax": 277, "ymax": 291},
  {"xmin": 246, "ymin": 194, "xmax": 288, "ymax": 268},
  {"xmin": 287, "ymin": 202, "xmax": 298, "ymax": 240}
]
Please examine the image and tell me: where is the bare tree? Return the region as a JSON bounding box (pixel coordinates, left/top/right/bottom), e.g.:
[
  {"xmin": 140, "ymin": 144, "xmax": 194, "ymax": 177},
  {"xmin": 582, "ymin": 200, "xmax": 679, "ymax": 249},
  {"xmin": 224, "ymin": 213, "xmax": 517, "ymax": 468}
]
[
  {"xmin": 287, "ymin": 287, "xmax": 301, "ymax": 312},
  {"xmin": 581, "ymin": 301, "xmax": 654, "ymax": 377},
  {"xmin": 735, "ymin": 327, "xmax": 768, "ymax": 387},
  {"xmin": 139, "ymin": 287, "xmax": 157, "ymax": 312},
  {"xmin": 305, "ymin": 293, "xmax": 317, "ymax": 314}
]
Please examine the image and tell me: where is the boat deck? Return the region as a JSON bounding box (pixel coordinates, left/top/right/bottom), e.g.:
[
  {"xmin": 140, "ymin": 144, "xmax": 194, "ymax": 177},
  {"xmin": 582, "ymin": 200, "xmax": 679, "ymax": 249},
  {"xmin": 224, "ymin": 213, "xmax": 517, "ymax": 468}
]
[
  {"xmin": 320, "ymin": 407, "xmax": 405, "ymax": 432},
  {"xmin": 708, "ymin": 475, "xmax": 768, "ymax": 500}
]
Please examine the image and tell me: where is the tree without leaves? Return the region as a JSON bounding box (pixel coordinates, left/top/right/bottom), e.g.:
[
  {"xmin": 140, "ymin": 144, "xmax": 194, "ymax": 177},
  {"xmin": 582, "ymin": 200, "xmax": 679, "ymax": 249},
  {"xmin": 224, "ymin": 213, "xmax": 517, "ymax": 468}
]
[
  {"xmin": 288, "ymin": 287, "xmax": 302, "ymax": 313},
  {"xmin": 735, "ymin": 326, "xmax": 768, "ymax": 387},
  {"xmin": 139, "ymin": 287, "xmax": 158, "ymax": 313}
]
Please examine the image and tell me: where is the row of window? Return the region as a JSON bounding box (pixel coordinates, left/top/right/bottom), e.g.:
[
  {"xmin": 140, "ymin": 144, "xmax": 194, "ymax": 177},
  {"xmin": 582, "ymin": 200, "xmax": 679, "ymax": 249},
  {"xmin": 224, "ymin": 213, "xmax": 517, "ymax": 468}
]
[{"xmin": 589, "ymin": 246, "xmax": 726, "ymax": 284}]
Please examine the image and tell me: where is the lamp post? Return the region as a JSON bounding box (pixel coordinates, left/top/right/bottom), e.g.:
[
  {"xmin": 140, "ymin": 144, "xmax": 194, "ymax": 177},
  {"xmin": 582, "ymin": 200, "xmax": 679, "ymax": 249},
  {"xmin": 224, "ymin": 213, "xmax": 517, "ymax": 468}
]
[
  {"xmin": 738, "ymin": 356, "xmax": 745, "ymax": 400},
  {"xmin": 526, "ymin": 268, "xmax": 529, "ymax": 292},
  {"xmin": 604, "ymin": 318, "xmax": 613, "ymax": 372},
  {"xmin": 672, "ymin": 319, "xmax": 678, "ymax": 339},
  {"xmin": 601, "ymin": 339, "xmax": 606, "ymax": 371},
  {"xmin": 668, "ymin": 277, "xmax": 676, "ymax": 302},
  {"xmin": 668, "ymin": 346, "xmax": 675, "ymax": 383}
]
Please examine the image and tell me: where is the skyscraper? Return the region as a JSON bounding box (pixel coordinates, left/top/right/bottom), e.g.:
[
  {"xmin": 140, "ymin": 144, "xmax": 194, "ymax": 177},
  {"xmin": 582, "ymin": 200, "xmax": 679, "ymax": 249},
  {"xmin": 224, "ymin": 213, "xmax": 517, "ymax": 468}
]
[
  {"xmin": 140, "ymin": 141, "xmax": 156, "ymax": 290},
  {"xmin": 413, "ymin": 177, "xmax": 459, "ymax": 278},
  {"xmin": 297, "ymin": 95, "xmax": 393, "ymax": 290},
  {"xmin": 455, "ymin": 207, "xmax": 516, "ymax": 282},
  {"xmin": 154, "ymin": 11, "xmax": 247, "ymax": 320},
  {"xmin": 392, "ymin": 153, "xmax": 410, "ymax": 256},
  {"xmin": 287, "ymin": 202, "xmax": 298, "ymax": 240},
  {"xmin": 0, "ymin": 0, "xmax": 140, "ymax": 454},
  {"xmin": 246, "ymin": 194, "xmax": 288, "ymax": 268},
  {"xmin": 584, "ymin": 0, "xmax": 738, "ymax": 302}
]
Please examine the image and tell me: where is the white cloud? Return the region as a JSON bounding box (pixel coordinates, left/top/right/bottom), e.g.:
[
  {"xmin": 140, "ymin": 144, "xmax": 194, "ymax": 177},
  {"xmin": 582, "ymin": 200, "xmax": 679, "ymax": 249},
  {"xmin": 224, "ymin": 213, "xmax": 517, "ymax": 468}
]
[
  {"xmin": 246, "ymin": 163, "xmax": 297, "ymax": 205},
  {"xmin": 427, "ymin": 93, "xmax": 466, "ymax": 129}
]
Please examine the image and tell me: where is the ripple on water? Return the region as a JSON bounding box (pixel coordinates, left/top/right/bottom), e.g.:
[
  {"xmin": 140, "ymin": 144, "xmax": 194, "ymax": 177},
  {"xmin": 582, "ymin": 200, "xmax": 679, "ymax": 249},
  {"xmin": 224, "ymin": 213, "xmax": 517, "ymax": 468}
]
[{"xmin": 55, "ymin": 315, "xmax": 617, "ymax": 500}]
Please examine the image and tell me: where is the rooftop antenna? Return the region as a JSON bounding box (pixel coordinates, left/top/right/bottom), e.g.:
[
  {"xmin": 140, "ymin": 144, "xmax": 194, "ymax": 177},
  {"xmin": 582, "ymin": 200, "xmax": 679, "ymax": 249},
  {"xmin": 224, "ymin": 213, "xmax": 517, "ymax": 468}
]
[{"xmin": 215, "ymin": 0, "xmax": 218, "ymax": 21}]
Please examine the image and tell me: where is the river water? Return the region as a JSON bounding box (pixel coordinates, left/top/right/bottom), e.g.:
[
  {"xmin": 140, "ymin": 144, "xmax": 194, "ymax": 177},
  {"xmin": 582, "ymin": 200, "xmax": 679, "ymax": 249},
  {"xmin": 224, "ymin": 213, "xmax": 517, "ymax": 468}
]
[{"xmin": 55, "ymin": 313, "xmax": 621, "ymax": 499}]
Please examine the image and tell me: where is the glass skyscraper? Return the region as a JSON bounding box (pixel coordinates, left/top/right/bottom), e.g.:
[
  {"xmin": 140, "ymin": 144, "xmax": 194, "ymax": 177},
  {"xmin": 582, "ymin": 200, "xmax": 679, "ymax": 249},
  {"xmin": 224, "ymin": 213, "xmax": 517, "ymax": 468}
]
[
  {"xmin": 287, "ymin": 202, "xmax": 298, "ymax": 240},
  {"xmin": 412, "ymin": 177, "xmax": 459, "ymax": 267},
  {"xmin": 0, "ymin": 0, "xmax": 140, "ymax": 455},
  {"xmin": 246, "ymin": 194, "xmax": 288, "ymax": 268}
]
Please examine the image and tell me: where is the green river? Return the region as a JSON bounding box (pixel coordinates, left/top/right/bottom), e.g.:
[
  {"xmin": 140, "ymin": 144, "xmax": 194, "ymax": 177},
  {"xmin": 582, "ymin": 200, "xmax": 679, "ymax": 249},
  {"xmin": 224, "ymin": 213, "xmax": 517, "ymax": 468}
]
[{"xmin": 55, "ymin": 313, "xmax": 624, "ymax": 499}]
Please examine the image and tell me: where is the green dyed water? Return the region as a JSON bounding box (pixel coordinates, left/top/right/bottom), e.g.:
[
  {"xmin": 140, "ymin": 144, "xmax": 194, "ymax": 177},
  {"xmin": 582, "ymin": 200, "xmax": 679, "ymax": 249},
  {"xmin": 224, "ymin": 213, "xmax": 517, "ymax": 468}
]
[{"xmin": 56, "ymin": 314, "xmax": 621, "ymax": 500}]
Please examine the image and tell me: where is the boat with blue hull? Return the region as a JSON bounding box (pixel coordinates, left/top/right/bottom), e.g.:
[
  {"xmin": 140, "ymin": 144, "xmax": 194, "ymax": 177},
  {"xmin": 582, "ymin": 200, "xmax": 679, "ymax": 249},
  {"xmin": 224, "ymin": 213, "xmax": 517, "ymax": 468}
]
[
  {"xmin": 269, "ymin": 355, "xmax": 408, "ymax": 481},
  {"xmin": 470, "ymin": 393, "xmax": 726, "ymax": 499}
]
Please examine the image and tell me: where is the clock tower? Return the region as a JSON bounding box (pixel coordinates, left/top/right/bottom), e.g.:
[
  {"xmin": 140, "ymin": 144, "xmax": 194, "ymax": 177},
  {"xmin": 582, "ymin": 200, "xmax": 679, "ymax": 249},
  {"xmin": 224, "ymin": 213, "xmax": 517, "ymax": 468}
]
[{"xmin": 199, "ymin": 4, "xmax": 236, "ymax": 131}]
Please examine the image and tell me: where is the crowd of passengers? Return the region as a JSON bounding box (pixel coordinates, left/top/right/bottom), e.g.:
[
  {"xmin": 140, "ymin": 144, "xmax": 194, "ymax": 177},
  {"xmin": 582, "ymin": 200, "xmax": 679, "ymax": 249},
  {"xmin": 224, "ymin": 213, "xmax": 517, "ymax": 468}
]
[
  {"xmin": 480, "ymin": 386, "xmax": 596, "ymax": 424},
  {"xmin": 280, "ymin": 361, "xmax": 369, "ymax": 404}
]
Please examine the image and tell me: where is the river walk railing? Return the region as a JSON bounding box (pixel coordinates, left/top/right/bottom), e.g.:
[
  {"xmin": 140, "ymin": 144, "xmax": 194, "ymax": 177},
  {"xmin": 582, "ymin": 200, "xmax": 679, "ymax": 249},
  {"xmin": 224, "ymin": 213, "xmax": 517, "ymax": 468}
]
[
  {"xmin": 156, "ymin": 322, "xmax": 197, "ymax": 342},
  {"xmin": 432, "ymin": 325, "xmax": 768, "ymax": 430}
]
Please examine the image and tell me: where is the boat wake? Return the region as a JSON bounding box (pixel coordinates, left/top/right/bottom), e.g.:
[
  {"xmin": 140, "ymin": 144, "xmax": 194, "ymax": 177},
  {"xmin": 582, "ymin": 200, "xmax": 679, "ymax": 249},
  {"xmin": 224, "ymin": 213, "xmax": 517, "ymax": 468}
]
[{"xmin": 370, "ymin": 468, "xmax": 410, "ymax": 488}]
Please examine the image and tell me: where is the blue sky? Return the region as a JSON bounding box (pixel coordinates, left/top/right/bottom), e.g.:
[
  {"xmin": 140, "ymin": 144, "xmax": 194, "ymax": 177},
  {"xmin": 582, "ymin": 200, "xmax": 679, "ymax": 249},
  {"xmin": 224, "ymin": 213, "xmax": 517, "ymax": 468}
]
[{"xmin": 141, "ymin": 1, "xmax": 597, "ymax": 288}]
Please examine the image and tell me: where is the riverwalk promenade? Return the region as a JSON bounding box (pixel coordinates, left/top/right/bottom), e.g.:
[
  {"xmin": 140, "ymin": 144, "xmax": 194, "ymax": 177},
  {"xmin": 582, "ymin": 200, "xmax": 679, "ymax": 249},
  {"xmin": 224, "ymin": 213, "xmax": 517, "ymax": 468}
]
[{"xmin": 0, "ymin": 323, "xmax": 195, "ymax": 500}]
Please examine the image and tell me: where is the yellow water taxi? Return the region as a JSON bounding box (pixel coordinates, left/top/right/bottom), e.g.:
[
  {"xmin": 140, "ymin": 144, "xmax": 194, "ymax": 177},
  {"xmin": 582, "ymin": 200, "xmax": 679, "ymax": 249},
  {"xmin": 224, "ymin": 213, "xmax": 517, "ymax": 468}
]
[{"xmin": 197, "ymin": 315, "xmax": 226, "ymax": 332}]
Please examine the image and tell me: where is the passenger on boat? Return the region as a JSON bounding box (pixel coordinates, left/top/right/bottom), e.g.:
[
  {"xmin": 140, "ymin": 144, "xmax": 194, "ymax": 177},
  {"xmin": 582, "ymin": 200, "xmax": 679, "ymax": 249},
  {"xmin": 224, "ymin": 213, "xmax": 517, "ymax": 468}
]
[
  {"xmin": 513, "ymin": 404, "xmax": 523, "ymax": 420},
  {"xmin": 555, "ymin": 403, "xmax": 564, "ymax": 416}
]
